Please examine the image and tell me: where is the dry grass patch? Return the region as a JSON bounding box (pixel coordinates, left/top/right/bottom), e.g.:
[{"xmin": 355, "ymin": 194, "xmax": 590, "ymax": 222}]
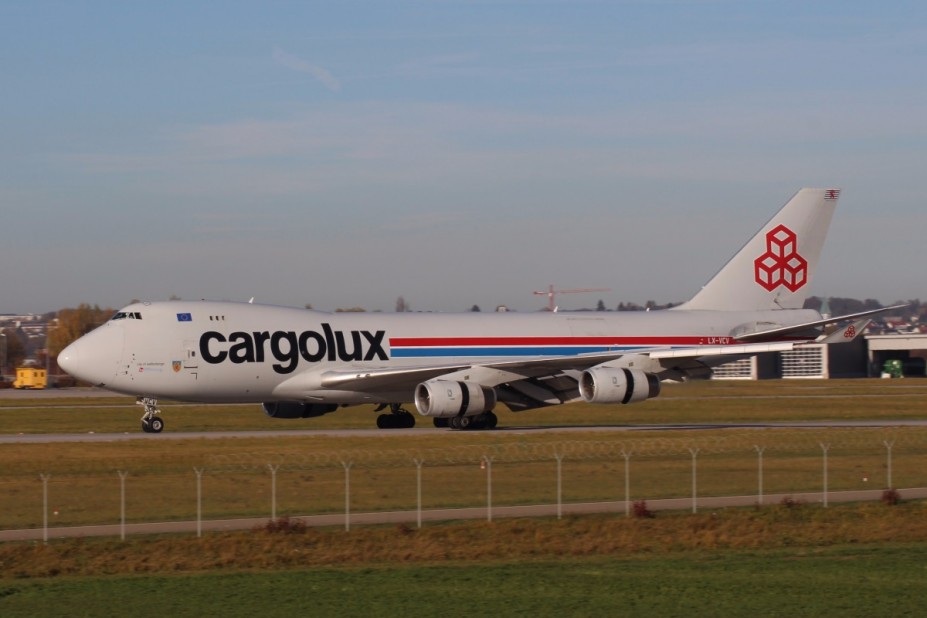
[{"xmin": 3, "ymin": 501, "xmax": 927, "ymax": 579}]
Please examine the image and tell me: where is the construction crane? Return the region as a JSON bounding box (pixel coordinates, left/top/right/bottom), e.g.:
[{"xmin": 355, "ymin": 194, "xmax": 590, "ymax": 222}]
[{"xmin": 533, "ymin": 285, "xmax": 611, "ymax": 312}]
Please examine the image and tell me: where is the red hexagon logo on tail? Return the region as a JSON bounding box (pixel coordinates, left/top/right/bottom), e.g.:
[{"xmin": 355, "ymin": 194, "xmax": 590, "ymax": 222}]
[{"xmin": 754, "ymin": 225, "xmax": 808, "ymax": 292}]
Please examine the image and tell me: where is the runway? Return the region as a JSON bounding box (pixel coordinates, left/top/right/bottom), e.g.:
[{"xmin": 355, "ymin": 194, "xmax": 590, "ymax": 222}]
[
  {"xmin": 4, "ymin": 383, "xmax": 926, "ymax": 443},
  {"xmin": 0, "ymin": 387, "xmax": 126, "ymax": 400},
  {"xmin": 4, "ymin": 419, "xmax": 927, "ymax": 444}
]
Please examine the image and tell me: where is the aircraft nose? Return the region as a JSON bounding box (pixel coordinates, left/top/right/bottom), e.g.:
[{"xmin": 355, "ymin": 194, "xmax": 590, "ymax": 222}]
[
  {"xmin": 58, "ymin": 324, "xmax": 124, "ymax": 386},
  {"xmin": 57, "ymin": 341, "xmax": 80, "ymax": 375}
]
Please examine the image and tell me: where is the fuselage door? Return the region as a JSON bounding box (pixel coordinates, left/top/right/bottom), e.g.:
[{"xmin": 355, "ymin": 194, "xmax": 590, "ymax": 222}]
[{"xmin": 183, "ymin": 340, "xmax": 199, "ymax": 369}]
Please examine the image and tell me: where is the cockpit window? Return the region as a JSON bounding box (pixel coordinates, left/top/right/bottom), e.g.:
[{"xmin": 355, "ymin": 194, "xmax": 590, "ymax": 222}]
[{"xmin": 111, "ymin": 312, "xmax": 143, "ymax": 321}]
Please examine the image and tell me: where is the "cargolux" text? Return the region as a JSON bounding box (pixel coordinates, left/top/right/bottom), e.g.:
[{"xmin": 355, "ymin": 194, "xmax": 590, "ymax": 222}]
[{"xmin": 199, "ymin": 324, "xmax": 387, "ymax": 374}]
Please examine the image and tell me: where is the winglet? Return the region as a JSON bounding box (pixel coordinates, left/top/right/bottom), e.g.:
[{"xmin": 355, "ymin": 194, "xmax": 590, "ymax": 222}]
[{"xmin": 815, "ymin": 319, "xmax": 870, "ymax": 344}]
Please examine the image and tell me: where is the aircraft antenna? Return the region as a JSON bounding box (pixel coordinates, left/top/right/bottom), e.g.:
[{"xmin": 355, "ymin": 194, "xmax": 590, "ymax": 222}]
[{"xmin": 532, "ymin": 285, "xmax": 610, "ymax": 312}]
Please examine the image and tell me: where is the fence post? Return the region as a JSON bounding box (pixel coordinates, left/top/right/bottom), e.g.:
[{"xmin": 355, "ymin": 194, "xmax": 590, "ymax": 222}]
[
  {"xmin": 194, "ymin": 467, "xmax": 204, "ymax": 537},
  {"xmin": 40, "ymin": 473, "xmax": 51, "ymax": 544},
  {"xmin": 754, "ymin": 446, "xmax": 766, "ymax": 506},
  {"xmin": 689, "ymin": 448, "xmax": 700, "ymax": 514},
  {"xmin": 267, "ymin": 464, "xmax": 280, "ymax": 520},
  {"xmin": 414, "ymin": 458, "xmax": 424, "ymax": 529},
  {"xmin": 342, "ymin": 461, "xmax": 353, "ymax": 532},
  {"xmin": 820, "ymin": 443, "xmax": 830, "ymax": 507},
  {"xmin": 883, "ymin": 440, "xmax": 895, "ymax": 489},
  {"xmin": 118, "ymin": 470, "xmax": 129, "ymax": 541},
  {"xmin": 554, "ymin": 453, "xmax": 564, "ymax": 520},
  {"xmin": 482, "ymin": 456, "xmax": 494, "ymax": 522},
  {"xmin": 621, "ymin": 450, "xmax": 632, "ymax": 517}
]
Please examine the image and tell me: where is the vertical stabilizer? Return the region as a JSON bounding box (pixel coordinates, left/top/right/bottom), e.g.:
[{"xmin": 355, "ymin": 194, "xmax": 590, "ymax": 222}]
[{"xmin": 677, "ymin": 188, "xmax": 839, "ymax": 311}]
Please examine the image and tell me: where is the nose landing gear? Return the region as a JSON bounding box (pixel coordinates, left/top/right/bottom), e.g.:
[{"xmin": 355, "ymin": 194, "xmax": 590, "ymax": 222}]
[{"xmin": 137, "ymin": 397, "xmax": 164, "ymax": 433}]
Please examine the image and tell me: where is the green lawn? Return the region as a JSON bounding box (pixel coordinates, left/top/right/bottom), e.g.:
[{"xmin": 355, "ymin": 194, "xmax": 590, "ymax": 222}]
[{"xmin": 3, "ymin": 544, "xmax": 926, "ymax": 617}]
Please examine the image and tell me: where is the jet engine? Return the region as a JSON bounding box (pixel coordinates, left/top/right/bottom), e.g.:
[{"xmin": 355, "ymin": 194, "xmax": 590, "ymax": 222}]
[
  {"xmin": 414, "ymin": 380, "xmax": 496, "ymax": 418},
  {"xmin": 262, "ymin": 401, "xmax": 339, "ymax": 419},
  {"xmin": 579, "ymin": 366, "xmax": 661, "ymax": 404}
]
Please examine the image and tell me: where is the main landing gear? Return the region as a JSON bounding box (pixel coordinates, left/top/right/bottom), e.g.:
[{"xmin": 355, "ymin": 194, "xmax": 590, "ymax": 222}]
[
  {"xmin": 374, "ymin": 405, "xmax": 499, "ymax": 430},
  {"xmin": 137, "ymin": 397, "xmax": 164, "ymax": 433},
  {"xmin": 375, "ymin": 403, "xmax": 416, "ymax": 429},
  {"xmin": 433, "ymin": 411, "xmax": 498, "ymax": 430}
]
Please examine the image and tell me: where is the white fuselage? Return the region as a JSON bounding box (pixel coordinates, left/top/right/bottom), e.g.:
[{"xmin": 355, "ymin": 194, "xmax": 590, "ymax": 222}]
[{"xmin": 59, "ymin": 300, "xmax": 820, "ymax": 405}]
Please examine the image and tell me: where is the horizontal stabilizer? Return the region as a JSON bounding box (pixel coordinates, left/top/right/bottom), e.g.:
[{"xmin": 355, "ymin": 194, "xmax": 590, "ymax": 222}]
[{"xmin": 734, "ymin": 304, "xmax": 907, "ymax": 343}]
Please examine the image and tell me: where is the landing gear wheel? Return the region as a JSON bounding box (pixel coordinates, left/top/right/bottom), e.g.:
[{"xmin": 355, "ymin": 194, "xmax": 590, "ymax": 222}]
[
  {"xmin": 447, "ymin": 411, "xmax": 497, "ymax": 431},
  {"xmin": 376, "ymin": 405, "xmax": 416, "ymax": 429},
  {"xmin": 433, "ymin": 418, "xmax": 449, "ymax": 428},
  {"xmin": 449, "ymin": 415, "xmax": 471, "ymax": 430},
  {"xmin": 141, "ymin": 418, "xmax": 164, "ymax": 433},
  {"xmin": 137, "ymin": 397, "xmax": 164, "ymax": 434}
]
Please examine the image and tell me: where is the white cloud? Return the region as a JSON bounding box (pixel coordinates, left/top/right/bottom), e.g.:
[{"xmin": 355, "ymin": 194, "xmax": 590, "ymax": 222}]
[
  {"xmin": 272, "ymin": 46, "xmax": 342, "ymax": 92},
  {"xmin": 48, "ymin": 96, "xmax": 926, "ymax": 213}
]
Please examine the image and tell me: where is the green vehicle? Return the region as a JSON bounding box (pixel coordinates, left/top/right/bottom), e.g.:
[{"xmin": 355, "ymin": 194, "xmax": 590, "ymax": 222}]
[{"xmin": 882, "ymin": 359, "xmax": 904, "ymax": 378}]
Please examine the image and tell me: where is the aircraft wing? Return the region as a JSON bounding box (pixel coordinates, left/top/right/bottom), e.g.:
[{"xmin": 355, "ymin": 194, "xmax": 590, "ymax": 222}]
[
  {"xmin": 306, "ymin": 354, "xmax": 620, "ymax": 394},
  {"xmin": 734, "ymin": 304, "xmax": 906, "ymax": 343},
  {"xmin": 275, "ymin": 339, "xmax": 808, "ymax": 409},
  {"xmin": 271, "ymin": 304, "xmax": 898, "ymax": 400}
]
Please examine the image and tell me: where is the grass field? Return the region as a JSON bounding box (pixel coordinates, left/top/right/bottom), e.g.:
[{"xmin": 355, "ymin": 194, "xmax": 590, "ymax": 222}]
[
  {"xmin": 3, "ymin": 427, "xmax": 927, "ymax": 529},
  {"xmin": 2, "ymin": 380, "xmax": 927, "ymax": 529},
  {"xmin": 2, "ymin": 379, "xmax": 927, "ymax": 433},
  {"xmin": 3, "ymin": 546, "xmax": 927, "ymax": 617},
  {"xmin": 3, "ymin": 505, "xmax": 927, "ymax": 616},
  {"xmin": 2, "ymin": 380, "xmax": 926, "ymax": 615}
]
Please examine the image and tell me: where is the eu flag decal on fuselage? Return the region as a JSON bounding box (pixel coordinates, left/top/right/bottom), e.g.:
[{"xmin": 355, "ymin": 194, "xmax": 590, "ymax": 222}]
[{"xmin": 177, "ymin": 313, "xmax": 193, "ymax": 322}]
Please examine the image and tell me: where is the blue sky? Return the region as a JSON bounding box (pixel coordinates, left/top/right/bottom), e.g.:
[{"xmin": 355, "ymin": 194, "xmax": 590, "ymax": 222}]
[{"xmin": 2, "ymin": 1, "xmax": 925, "ymax": 313}]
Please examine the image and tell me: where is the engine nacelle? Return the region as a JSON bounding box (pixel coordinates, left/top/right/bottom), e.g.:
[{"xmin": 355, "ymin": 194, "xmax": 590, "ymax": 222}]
[
  {"xmin": 414, "ymin": 380, "xmax": 496, "ymax": 418},
  {"xmin": 579, "ymin": 366, "xmax": 661, "ymax": 404},
  {"xmin": 262, "ymin": 401, "xmax": 339, "ymax": 419}
]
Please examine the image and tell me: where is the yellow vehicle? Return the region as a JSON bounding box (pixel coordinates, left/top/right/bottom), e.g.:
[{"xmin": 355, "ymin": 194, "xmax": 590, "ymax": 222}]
[{"xmin": 13, "ymin": 367, "xmax": 47, "ymax": 389}]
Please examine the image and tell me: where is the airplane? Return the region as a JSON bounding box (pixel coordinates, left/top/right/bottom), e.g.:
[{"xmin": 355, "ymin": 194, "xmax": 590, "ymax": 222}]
[{"xmin": 58, "ymin": 188, "xmax": 901, "ymax": 433}]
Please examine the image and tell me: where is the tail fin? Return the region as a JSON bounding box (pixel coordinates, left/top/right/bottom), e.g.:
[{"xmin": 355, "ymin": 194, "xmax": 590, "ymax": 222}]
[{"xmin": 677, "ymin": 188, "xmax": 839, "ymax": 311}]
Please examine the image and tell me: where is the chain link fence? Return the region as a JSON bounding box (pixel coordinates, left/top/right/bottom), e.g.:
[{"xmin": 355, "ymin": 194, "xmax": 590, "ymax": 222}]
[{"xmin": 3, "ymin": 428, "xmax": 926, "ymax": 537}]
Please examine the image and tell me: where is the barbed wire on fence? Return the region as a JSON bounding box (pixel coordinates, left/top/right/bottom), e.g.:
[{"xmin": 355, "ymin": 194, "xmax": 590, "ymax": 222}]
[
  {"xmin": 196, "ymin": 428, "xmax": 927, "ymax": 472},
  {"xmin": 2, "ymin": 427, "xmax": 925, "ymax": 479},
  {"xmin": 5, "ymin": 427, "xmax": 927, "ymax": 535}
]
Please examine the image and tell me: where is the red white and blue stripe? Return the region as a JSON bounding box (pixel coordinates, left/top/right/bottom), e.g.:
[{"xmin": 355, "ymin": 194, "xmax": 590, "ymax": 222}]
[{"xmin": 388, "ymin": 336, "xmax": 714, "ymax": 358}]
